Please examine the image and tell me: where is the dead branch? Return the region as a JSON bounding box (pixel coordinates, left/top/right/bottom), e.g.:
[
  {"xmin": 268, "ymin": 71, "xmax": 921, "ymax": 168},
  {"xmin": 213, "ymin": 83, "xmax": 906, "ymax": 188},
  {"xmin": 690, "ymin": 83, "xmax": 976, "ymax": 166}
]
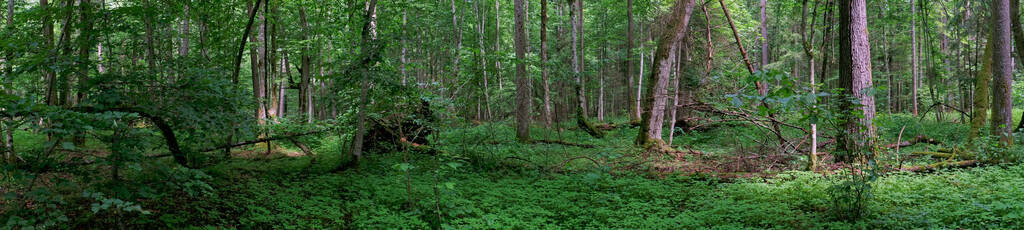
[{"xmin": 534, "ymin": 139, "xmax": 596, "ymax": 148}]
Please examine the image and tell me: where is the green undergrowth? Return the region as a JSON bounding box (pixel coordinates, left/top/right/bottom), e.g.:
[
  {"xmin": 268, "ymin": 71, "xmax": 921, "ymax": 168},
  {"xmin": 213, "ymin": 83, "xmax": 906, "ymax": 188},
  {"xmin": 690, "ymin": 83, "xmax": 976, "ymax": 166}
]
[
  {"xmin": 8, "ymin": 115, "xmax": 1024, "ymax": 228},
  {"xmin": 134, "ymin": 116, "xmax": 1024, "ymax": 229},
  {"xmin": 149, "ymin": 154, "xmax": 1024, "ymax": 229}
]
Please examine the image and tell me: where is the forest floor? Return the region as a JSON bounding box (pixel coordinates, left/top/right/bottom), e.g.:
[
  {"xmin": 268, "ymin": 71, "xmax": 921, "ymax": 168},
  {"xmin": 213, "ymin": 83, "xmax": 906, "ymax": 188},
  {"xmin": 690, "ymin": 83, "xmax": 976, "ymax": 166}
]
[{"xmin": 9, "ymin": 113, "xmax": 1024, "ymax": 228}]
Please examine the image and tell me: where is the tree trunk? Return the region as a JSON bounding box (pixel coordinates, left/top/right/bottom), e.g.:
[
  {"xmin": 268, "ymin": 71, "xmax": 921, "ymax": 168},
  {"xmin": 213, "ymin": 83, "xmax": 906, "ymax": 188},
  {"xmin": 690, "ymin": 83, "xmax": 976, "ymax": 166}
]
[
  {"xmin": 759, "ymin": 0, "xmax": 768, "ymax": 71},
  {"xmin": 837, "ymin": 0, "xmax": 876, "ymax": 156},
  {"xmin": 401, "ymin": 10, "xmax": 408, "ymax": 87},
  {"xmin": 450, "ymin": 0, "xmax": 462, "ymax": 101},
  {"xmin": 474, "ymin": 0, "xmax": 493, "ymax": 121},
  {"xmin": 233, "ymin": 0, "xmax": 262, "ymax": 84},
  {"xmin": 77, "ymin": 0, "xmax": 96, "ymax": 107},
  {"xmin": 540, "ymin": 0, "xmax": 552, "ymax": 127},
  {"xmin": 179, "ymin": 2, "xmax": 190, "ymax": 58},
  {"xmin": 637, "ymin": 0, "xmax": 695, "ymax": 148},
  {"xmin": 1008, "ymin": 0, "xmax": 1024, "ymax": 132},
  {"xmin": 668, "ymin": 40, "xmax": 683, "ymax": 146},
  {"xmin": 253, "ymin": 2, "xmax": 267, "ymax": 124},
  {"xmin": 298, "ymin": 6, "xmax": 313, "ymax": 123},
  {"xmin": 625, "ymin": 0, "xmax": 638, "ymax": 121},
  {"xmin": 495, "ymin": 0, "xmax": 503, "ymax": 93},
  {"xmin": 991, "ymin": 0, "xmax": 1014, "ymax": 146},
  {"xmin": 911, "ymin": 0, "xmax": 919, "ymax": 116},
  {"xmin": 42, "ymin": 0, "xmax": 57, "ymax": 106},
  {"xmin": 514, "ymin": 0, "xmax": 531, "ymax": 142},
  {"xmin": 969, "ymin": 33, "xmax": 993, "ymax": 142},
  {"xmin": 351, "ymin": 0, "xmax": 378, "ymax": 162}
]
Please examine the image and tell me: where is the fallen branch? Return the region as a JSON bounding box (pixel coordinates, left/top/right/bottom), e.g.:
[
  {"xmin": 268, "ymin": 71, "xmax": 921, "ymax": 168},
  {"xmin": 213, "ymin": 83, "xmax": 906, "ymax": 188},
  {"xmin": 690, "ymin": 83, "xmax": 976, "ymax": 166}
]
[
  {"xmin": 289, "ymin": 138, "xmax": 313, "ymax": 156},
  {"xmin": 198, "ymin": 130, "xmax": 325, "ymax": 153},
  {"xmin": 534, "ymin": 139, "xmax": 596, "ymax": 148}
]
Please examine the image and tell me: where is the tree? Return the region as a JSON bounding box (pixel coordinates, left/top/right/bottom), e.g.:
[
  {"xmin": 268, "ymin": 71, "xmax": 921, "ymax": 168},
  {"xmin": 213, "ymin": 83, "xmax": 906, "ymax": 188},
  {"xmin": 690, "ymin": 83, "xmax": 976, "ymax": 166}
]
[
  {"xmin": 513, "ymin": 0, "xmax": 531, "ymax": 142},
  {"xmin": 990, "ymin": 0, "xmax": 1014, "ymax": 146},
  {"xmin": 625, "ymin": 0, "xmax": 638, "ymax": 121},
  {"xmin": 969, "ymin": 33, "xmax": 993, "ymax": 142},
  {"xmin": 1008, "ymin": 0, "xmax": 1024, "ymax": 132},
  {"xmin": 298, "ymin": 6, "xmax": 313, "ymax": 123},
  {"xmin": 836, "ymin": 0, "xmax": 876, "ymax": 156},
  {"xmin": 540, "ymin": 0, "xmax": 552, "ymax": 127},
  {"xmin": 350, "ymin": 0, "xmax": 379, "ymax": 162},
  {"xmin": 636, "ymin": 0, "xmax": 695, "ymax": 148},
  {"xmin": 759, "ymin": 0, "xmax": 768, "ymax": 70},
  {"xmin": 910, "ymin": 0, "xmax": 918, "ymax": 116}
]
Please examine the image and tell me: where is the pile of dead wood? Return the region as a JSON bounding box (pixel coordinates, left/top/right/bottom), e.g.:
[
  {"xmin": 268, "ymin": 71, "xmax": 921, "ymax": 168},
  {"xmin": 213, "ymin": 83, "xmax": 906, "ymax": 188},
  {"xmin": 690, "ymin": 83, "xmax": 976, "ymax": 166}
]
[{"xmin": 364, "ymin": 100, "xmax": 437, "ymax": 153}]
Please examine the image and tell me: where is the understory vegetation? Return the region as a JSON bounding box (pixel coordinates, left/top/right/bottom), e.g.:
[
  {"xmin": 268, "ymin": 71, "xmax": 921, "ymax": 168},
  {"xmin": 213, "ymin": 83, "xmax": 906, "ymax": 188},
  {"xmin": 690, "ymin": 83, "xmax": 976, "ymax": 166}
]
[{"xmin": 5, "ymin": 115, "xmax": 1024, "ymax": 229}]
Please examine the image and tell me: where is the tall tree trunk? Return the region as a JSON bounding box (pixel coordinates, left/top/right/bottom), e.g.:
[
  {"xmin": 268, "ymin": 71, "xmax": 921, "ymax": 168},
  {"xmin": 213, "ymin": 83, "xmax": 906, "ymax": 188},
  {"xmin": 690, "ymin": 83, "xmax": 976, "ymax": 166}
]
[
  {"xmin": 759, "ymin": 0, "xmax": 768, "ymax": 70},
  {"xmin": 513, "ymin": 0, "xmax": 531, "ymax": 142},
  {"xmin": 1008, "ymin": 0, "xmax": 1024, "ymax": 132},
  {"xmin": 637, "ymin": 0, "xmax": 695, "ymax": 148},
  {"xmin": 401, "ymin": 10, "xmax": 408, "ymax": 87},
  {"xmin": 179, "ymin": 2, "xmax": 189, "ymax": 58},
  {"xmin": 637, "ymin": 24, "xmax": 645, "ymax": 122},
  {"xmin": 800, "ymin": 0, "xmax": 819, "ymax": 170},
  {"xmin": 253, "ymin": 1, "xmax": 267, "ymax": 124},
  {"xmin": 991, "ymin": 0, "xmax": 1014, "ymax": 146},
  {"xmin": 298, "ymin": 6, "xmax": 313, "ymax": 123},
  {"xmin": 837, "ymin": 0, "xmax": 876, "ymax": 157},
  {"xmin": 969, "ymin": 33, "xmax": 993, "ymax": 142},
  {"xmin": 233, "ymin": 0, "xmax": 262, "ymax": 84},
  {"xmin": 351, "ymin": 0, "xmax": 378, "ymax": 162},
  {"xmin": 577, "ymin": 0, "xmax": 587, "ymax": 117},
  {"xmin": 495, "ymin": 0, "xmax": 503, "ymax": 93},
  {"xmin": 911, "ymin": 0, "xmax": 919, "ymax": 116},
  {"xmin": 540, "ymin": 0, "xmax": 552, "ymax": 127},
  {"xmin": 42, "ymin": 0, "xmax": 57, "ymax": 106},
  {"xmin": 474, "ymin": 0, "xmax": 492, "ymax": 121},
  {"xmin": 77, "ymin": 0, "xmax": 95, "ymax": 106},
  {"xmin": 668, "ymin": 40, "xmax": 683, "ymax": 146},
  {"xmin": 625, "ymin": 0, "xmax": 638, "ymax": 121},
  {"xmin": 450, "ymin": 0, "xmax": 461, "ymax": 101}
]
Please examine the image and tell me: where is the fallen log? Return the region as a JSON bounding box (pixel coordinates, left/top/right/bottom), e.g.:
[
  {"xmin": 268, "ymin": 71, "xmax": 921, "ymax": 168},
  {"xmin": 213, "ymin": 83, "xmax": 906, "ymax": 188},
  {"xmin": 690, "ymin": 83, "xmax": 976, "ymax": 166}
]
[
  {"xmin": 902, "ymin": 160, "xmax": 979, "ymax": 172},
  {"xmin": 886, "ymin": 135, "xmax": 941, "ymax": 149}
]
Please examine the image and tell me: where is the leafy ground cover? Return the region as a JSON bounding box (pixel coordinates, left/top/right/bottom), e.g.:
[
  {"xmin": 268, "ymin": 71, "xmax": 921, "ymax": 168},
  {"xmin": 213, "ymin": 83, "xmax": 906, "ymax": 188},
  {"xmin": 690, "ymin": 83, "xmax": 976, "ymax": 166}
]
[{"xmin": 30, "ymin": 113, "xmax": 1016, "ymax": 229}]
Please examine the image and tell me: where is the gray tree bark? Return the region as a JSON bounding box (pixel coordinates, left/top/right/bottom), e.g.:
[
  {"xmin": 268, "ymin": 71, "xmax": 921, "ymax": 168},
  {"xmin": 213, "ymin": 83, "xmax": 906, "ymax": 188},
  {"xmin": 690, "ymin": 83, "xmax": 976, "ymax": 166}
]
[
  {"xmin": 991, "ymin": 0, "xmax": 1015, "ymax": 145},
  {"xmin": 911, "ymin": 0, "xmax": 919, "ymax": 115},
  {"xmin": 637, "ymin": 0, "xmax": 695, "ymax": 147}
]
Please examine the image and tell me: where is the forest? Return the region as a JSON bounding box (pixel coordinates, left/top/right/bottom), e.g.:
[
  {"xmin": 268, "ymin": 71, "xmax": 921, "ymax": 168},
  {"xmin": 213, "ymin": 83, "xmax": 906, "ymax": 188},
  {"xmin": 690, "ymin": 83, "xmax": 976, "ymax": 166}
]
[{"xmin": 1, "ymin": 0, "xmax": 1024, "ymax": 228}]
